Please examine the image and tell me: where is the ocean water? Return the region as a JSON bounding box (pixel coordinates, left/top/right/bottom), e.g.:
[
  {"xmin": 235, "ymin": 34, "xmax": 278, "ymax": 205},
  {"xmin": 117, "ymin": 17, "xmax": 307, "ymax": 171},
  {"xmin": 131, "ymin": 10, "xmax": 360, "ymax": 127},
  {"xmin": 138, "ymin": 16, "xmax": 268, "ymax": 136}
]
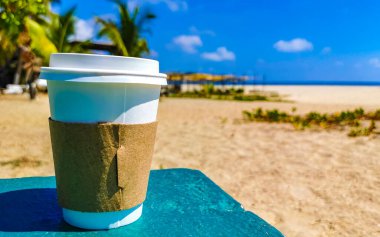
[{"xmin": 168, "ymin": 79, "xmax": 380, "ymax": 86}]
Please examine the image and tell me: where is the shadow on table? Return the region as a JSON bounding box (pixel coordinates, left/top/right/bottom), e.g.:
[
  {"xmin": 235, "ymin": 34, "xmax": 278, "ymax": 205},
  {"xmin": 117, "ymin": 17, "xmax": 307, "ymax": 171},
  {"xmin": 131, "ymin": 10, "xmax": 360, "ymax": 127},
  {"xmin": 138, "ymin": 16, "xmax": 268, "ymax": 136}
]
[{"xmin": 0, "ymin": 188, "xmax": 83, "ymax": 232}]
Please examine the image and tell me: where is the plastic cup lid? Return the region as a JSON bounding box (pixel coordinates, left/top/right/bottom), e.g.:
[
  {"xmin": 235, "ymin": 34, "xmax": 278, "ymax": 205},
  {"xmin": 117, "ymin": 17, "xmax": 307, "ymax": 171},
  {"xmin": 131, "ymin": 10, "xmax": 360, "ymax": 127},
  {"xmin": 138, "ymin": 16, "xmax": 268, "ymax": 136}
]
[{"xmin": 40, "ymin": 53, "xmax": 167, "ymax": 85}]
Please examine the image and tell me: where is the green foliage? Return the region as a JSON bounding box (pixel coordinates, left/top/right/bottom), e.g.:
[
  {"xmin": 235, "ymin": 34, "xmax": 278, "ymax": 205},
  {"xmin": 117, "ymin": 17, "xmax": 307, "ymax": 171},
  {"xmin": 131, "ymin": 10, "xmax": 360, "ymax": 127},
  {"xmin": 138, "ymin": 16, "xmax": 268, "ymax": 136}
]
[
  {"xmin": 45, "ymin": 7, "xmax": 89, "ymax": 53},
  {"xmin": 233, "ymin": 94, "xmax": 268, "ymax": 101},
  {"xmin": 0, "ymin": 0, "xmax": 54, "ymax": 65},
  {"xmin": 96, "ymin": 17, "xmax": 128, "ymax": 55},
  {"xmin": 242, "ymin": 108, "xmax": 290, "ymax": 122},
  {"xmin": 242, "ymin": 107, "xmax": 379, "ymax": 137},
  {"xmin": 24, "ymin": 18, "xmax": 57, "ymax": 63},
  {"xmin": 0, "ymin": 0, "xmax": 52, "ymax": 39},
  {"xmin": 0, "ymin": 0, "xmax": 156, "ymax": 68},
  {"xmin": 0, "ymin": 156, "xmax": 42, "ymax": 168},
  {"xmin": 0, "ymin": 0, "xmax": 156, "ymax": 88},
  {"xmin": 348, "ymin": 120, "xmax": 376, "ymax": 137},
  {"xmin": 96, "ymin": 0, "xmax": 156, "ymax": 57},
  {"xmin": 202, "ymin": 84, "xmax": 215, "ymax": 95},
  {"xmin": 168, "ymin": 86, "xmax": 283, "ymax": 102},
  {"xmin": 366, "ymin": 109, "xmax": 380, "ymax": 120},
  {"xmin": 0, "ymin": 30, "xmax": 16, "ymax": 65}
]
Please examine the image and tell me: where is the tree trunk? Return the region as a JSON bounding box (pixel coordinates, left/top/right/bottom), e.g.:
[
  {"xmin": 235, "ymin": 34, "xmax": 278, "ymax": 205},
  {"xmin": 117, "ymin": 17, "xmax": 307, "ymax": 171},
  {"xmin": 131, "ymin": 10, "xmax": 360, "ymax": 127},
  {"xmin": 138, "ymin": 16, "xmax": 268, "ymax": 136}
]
[{"xmin": 13, "ymin": 48, "xmax": 23, "ymax": 85}]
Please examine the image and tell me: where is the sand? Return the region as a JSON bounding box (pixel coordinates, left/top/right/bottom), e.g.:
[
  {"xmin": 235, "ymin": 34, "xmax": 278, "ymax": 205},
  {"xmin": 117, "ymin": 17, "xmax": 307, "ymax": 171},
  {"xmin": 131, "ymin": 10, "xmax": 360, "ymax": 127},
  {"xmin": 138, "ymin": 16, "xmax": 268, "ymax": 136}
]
[
  {"xmin": 0, "ymin": 86, "xmax": 379, "ymax": 237},
  {"xmin": 183, "ymin": 85, "xmax": 380, "ymax": 106},
  {"xmin": 264, "ymin": 86, "xmax": 380, "ymax": 106}
]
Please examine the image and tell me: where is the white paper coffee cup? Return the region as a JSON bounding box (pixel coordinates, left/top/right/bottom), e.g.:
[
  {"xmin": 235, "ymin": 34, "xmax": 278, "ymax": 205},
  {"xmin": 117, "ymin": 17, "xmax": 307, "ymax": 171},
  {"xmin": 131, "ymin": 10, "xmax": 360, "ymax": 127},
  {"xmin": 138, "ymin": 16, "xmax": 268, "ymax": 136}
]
[{"xmin": 40, "ymin": 53, "xmax": 167, "ymax": 230}]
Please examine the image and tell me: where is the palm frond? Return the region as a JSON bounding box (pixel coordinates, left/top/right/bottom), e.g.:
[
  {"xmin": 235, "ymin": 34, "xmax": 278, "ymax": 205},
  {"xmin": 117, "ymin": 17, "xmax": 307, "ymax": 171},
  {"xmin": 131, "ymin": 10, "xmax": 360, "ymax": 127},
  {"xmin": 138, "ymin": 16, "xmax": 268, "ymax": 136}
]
[
  {"xmin": 96, "ymin": 0, "xmax": 155, "ymax": 57},
  {"xmin": 0, "ymin": 30, "xmax": 17, "ymax": 65},
  {"xmin": 96, "ymin": 17, "xmax": 128, "ymax": 56},
  {"xmin": 58, "ymin": 6, "xmax": 76, "ymax": 51},
  {"xmin": 25, "ymin": 18, "xmax": 57, "ymax": 63}
]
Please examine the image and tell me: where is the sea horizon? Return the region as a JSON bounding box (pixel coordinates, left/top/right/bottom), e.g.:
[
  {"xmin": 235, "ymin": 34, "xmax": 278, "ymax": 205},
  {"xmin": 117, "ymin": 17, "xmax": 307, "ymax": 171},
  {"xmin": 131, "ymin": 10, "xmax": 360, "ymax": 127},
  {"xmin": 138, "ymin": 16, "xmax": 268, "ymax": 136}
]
[{"xmin": 168, "ymin": 80, "xmax": 380, "ymax": 86}]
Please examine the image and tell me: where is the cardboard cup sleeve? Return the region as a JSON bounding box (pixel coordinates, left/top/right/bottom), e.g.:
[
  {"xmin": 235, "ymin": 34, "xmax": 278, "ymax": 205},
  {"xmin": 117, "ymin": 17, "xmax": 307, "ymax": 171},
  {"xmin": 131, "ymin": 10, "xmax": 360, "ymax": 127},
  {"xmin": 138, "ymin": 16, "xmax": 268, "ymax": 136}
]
[{"xmin": 49, "ymin": 118, "xmax": 158, "ymax": 212}]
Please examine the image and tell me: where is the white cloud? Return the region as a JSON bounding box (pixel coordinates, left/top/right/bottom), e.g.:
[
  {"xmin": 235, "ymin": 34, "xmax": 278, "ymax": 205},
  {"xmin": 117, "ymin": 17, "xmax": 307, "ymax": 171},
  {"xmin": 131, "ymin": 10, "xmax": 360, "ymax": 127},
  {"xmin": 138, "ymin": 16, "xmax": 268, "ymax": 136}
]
[
  {"xmin": 50, "ymin": 4, "xmax": 60, "ymax": 14},
  {"xmin": 92, "ymin": 38, "xmax": 111, "ymax": 44},
  {"xmin": 166, "ymin": 0, "xmax": 188, "ymax": 11},
  {"xmin": 321, "ymin": 47, "xmax": 331, "ymax": 55},
  {"xmin": 189, "ymin": 26, "xmax": 215, "ymax": 36},
  {"xmin": 369, "ymin": 58, "xmax": 380, "ymax": 68},
  {"xmin": 147, "ymin": 0, "xmax": 187, "ymax": 12},
  {"xmin": 73, "ymin": 18, "xmax": 95, "ymax": 41},
  {"xmin": 173, "ymin": 35, "xmax": 202, "ymax": 53},
  {"xmin": 97, "ymin": 14, "xmax": 117, "ymax": 21},
  {"xmin": 127, "ymin": 0, "xmax": 139, "ymax": 10},
  {"xmin": 150, "ymin": 49, "xmax": 159, "ymax": 58},
  {"xmin": 257, "ymin": 58, "xmax": 265, "ymax": 63},
  {"xmin": 273, "ymin": 38, "xmax": 313, "ymax": 53},
  {"xmin": 201, "ymin": 47, "xmax": 236, "ymax": 61}
]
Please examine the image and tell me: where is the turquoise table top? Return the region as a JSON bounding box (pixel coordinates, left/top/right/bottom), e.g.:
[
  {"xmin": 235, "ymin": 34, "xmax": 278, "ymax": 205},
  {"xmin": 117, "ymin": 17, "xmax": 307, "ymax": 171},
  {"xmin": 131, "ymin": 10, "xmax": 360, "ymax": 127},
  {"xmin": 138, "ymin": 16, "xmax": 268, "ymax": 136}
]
[{"xmin": 0, "ymin": 168, "xmax": 284, "ymax": 236}]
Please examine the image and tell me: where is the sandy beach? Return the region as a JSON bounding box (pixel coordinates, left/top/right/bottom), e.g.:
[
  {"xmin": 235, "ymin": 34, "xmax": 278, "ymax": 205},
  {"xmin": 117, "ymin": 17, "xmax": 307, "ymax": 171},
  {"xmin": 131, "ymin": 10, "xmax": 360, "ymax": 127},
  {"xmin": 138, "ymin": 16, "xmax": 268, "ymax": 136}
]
[
  {"xmin": 182, "ymin": 85, "xmax": 380, "ymax": 106},
  {"xmin": 0, "ymin": 86, "xmax": 379, "ymax": 237}
]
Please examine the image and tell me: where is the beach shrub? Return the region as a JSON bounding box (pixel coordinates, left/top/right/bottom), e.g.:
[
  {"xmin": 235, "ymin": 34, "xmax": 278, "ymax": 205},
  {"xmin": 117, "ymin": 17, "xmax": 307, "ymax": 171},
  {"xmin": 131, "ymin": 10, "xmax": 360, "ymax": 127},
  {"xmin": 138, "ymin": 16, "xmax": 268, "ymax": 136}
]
[
  {"xmin": 233, "ymin": 94, "xmax": 268, "ymax": 101},
  {"xmin": 366, "ymin": 109, "xmax": 380, "ymax": 120},
  {"xmin": 348, "ymin": 120, "xmax": 376, "ymax": 137},
  {"xmin": 242, "ymin": 107, "xmax": 379, "ymax": 137},
  {"xmin": 202, "ymin": 84, "xmax": 215, "ymax": 95},
  {"xmin": 168, "ymin": 86, "xmax": 279, "ymax": 102}
]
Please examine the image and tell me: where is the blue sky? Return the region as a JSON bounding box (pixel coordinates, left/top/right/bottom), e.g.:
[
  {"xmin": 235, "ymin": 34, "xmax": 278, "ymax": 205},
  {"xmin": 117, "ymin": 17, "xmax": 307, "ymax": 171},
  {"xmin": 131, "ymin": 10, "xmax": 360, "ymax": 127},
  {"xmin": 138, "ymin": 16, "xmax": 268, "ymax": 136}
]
[{"xmin": 53, "ymin": 0, "xmax": 380, "ymax": 82}]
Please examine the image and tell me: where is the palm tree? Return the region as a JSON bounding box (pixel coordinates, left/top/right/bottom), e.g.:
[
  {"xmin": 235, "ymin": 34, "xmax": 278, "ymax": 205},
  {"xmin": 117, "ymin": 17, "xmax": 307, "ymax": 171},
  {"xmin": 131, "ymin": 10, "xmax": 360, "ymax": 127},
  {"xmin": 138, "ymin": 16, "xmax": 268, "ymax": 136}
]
[
  {"xmin": 0, "ymin": 0, "xmax": 57, "ymax": 86},
  {"xmin": 96, "ymin": 0, "xmax": 156, "ymax": 57},
  {"xmin": 24, "ymin": 17, "xmax": 57, "ymax": 64},
  {"xmin": 45, "ymin": 7, "xmax": 89, "ymax": 53},
  {"xmin": 46, "ymin": 7, "xmax": 76, "ymax": 52},
  {"xmin": 0, "ymin": 0, "xmax": 57, "ymax": 64},
  {"xmin": 0, "ymin": 30, "xmax": 17, "ymax": 66}
]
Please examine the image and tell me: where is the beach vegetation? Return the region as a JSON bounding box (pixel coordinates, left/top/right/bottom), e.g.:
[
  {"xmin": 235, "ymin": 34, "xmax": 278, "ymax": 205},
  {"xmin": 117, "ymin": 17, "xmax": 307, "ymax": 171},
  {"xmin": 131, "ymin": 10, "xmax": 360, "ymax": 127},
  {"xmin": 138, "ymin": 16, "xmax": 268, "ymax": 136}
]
[
  {"xmin": 0, "ymin": 156, "xmax": 43, "ymax": 168},
  {"xmin": 0, "ymin": 0, "xmax": 56, "ymax": 64},
  {"xmin": 0, "ymin": 0, "xmax": 58, "ymax": 89},
  {"xmin": 167, "ymin": 84, "xmax": 283, "ymax": 102},
  {"xmin": 96, "ymin": 0, "xmax": 156, "ymax": 57},
  {"xmin": 242, "ymin": 107, "xmax": 379, "ymax": 137},
  {"xmin": 45, "ymin": 7, "xmax": 89, "ymax": 53},
  {"xmin": 0, "ymin": 0, "xmax": 156, "ymax": 95},
  {"xmin": 348, "ymin": 120, "xmax": 376, "ymax": 137}
]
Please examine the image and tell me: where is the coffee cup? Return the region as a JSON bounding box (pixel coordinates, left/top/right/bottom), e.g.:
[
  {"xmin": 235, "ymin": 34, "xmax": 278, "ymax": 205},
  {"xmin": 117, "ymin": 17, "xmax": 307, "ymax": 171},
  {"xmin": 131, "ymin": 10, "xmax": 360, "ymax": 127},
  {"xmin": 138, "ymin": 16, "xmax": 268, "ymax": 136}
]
[{"xmin": 40, "ymin": 53, "xmax": 167, "ymax": 229}]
